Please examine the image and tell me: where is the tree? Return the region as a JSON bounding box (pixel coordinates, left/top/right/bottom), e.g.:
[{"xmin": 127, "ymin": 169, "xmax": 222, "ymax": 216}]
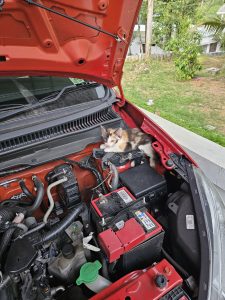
[
  {"xmin": 146, "ymin": 0, "xmax": 154, "ymax": 57},
  {"xmin": 167, "ymin": 29, "xmax": 202, "ymax": 80},
  {"xmin": 153, "ymin": 0, "xmax": 202, "ymax": 48},
  {"xmin": 151, "ymin": 0, "xmax": 203, "ymax": 79}
]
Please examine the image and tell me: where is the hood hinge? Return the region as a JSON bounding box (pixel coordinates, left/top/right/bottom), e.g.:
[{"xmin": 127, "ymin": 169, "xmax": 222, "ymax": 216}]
[{"xmin": 117, "ymin": 83, "xmax": 126, "ymax": 107}]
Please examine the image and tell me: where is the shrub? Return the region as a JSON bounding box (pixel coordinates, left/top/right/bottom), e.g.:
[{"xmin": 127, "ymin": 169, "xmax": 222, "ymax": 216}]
[{"xmin": 167, "ymin": 31, "xmax": 202, "ymax": 80}]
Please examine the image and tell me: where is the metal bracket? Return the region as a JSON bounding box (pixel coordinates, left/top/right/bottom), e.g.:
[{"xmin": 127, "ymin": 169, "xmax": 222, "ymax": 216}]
[
  {"xmin": 83, "ymin": 233, "xmax": 101, "ymax": 252},
  {"xmin": 169, "ymin": 153, "xmax": 189, "ymax": 183}
]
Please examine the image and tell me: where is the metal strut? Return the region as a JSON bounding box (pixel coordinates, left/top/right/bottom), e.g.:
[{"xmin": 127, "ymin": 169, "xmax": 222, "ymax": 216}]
[{"xmin": 24, "ymin": 0, "xmax": 122, "ymax": 42}]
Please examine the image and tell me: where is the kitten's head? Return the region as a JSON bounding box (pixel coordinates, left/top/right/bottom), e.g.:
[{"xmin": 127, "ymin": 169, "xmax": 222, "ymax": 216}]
[{"xmin": 100, "ymin": 126, "xmax": 123, "ymax": 147}]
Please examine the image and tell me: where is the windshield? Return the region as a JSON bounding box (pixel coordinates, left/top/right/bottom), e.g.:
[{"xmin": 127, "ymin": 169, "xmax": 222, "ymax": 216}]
[
  {"xmin": 0, "ymin": 76, "xmax": 84, "ymax": 108},
  {"xmin": 0, "ymin": 76, "xmax": 108, "ymax": 122}
]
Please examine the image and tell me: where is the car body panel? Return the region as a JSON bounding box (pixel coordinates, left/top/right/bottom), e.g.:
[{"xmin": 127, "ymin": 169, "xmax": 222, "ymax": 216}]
[{"xmin": 0, "ymin": 0, "xmax": 142, "ymax": 87}]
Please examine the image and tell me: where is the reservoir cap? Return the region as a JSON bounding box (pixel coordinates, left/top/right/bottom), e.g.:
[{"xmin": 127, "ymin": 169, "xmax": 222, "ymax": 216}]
[{"xmin": 76, "ymin": 260, "xmax": 102, "ymax": 285}]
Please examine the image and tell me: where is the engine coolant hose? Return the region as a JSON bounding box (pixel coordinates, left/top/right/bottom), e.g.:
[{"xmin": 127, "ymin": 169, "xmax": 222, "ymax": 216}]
[
  {"xmin": 0, "ymin": 227, "xmax": 16, "ymax": 264},
  {"xmin": 19, "ymin": 180, "xmax": 35, "ymax": 200},
  {"xmin": 0, "ymin": 208, "xmax": 15, "ymax": 232},
  {"xmin": 0, "ymin": 176, "xmax": 44, "ymax": 263},
  {"xmin": 0, "ymin": 206, "xmax": 25, "ymax": 232},
  {"xmin": 34, "ymin": 204, "xmax": 84, "ymax": 246},
  {"xmin": 26, "ymin": 176, "xmax": 44, "ymax": 215}
]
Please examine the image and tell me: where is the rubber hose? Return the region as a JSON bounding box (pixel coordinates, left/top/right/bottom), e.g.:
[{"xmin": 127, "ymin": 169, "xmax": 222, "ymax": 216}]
[
  {"xmin": 62, "ymin": 158, "xmax": 108, "ymax": 194},
  {"xmin": 0, "ymin": 207, "xmax": 25, "ymax": 232},
  {"xmin": 0, "ymin": 227, "xmax": 16, "ymax": 264},
  {"xmin": 0, "ymin": 275, "xmax": 11, "ymax": 291},
  {"xmin": 108, "ymin": 163, "xmax": 119, "ymax": 191},
  {"xmin": 0, "ymin": 209, "xmax": 14, "ymax": 232},
  {"xmin": 18, "ymin": 222, "xmax": 46, "ymax": 240},
  {"xmin": 26, "ymin": 176, "xmax": 44, "ymax": 215},
  {"xmin": 81, "ymin": 164, "xmax": 107, "ymax": 194},
  {"xmin": 19, "ymin": 180, "xmax": 35, "ymax": 200},
  {"xmin": 0, "ymin": 199, "xmax": 33, "ymax": 207},
  {"xmin": 34, "ymin": 204, "xmax": 84, "ymax": 246}
]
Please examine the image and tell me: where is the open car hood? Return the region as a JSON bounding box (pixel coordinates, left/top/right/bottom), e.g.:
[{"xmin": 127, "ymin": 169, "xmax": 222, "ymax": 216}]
[{"xmin": 0, "ymin": 0, "xmax": 142, "ymax": 87}]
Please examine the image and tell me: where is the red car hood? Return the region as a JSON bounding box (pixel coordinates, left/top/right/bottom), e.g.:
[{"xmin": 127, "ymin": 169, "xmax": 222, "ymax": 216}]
[{"xmin": 0, "ymin": 0, "xmax": 142, "ymax": 87}]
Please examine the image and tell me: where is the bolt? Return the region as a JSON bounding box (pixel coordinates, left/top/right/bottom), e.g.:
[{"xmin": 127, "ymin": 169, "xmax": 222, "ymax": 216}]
[
  {"xmin": 164, "ymin": 266, "xmax": 171, "ymax": 275},
  {"xmin": 166, "ymin": 159, "xmax": 174, "ymax": 167}
]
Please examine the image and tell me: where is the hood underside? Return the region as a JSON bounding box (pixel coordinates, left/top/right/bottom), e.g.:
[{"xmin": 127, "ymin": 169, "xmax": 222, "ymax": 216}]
[{"xmin": 0, "ymin": 0, "xmax": 142, "ymax": 87}]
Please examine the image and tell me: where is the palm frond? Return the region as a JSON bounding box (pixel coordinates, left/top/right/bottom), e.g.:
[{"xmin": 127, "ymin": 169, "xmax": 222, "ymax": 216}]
[{"xmin": 202, "ymin": 17, "xmax": 225, "ymax": 34}]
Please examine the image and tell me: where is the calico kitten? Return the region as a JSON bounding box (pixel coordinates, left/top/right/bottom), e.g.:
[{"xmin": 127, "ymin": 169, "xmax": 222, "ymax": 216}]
[{"xmin": 100, "ymin": 126, "xmax": 157, "ymax": 168}]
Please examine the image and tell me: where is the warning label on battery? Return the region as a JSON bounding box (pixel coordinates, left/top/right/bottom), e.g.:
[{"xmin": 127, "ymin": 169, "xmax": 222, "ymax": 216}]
[
  {"xmin": 134, "ymin": 210, "xmax": 156, "ymax": 232},
  {"xmin": 117, "ymin": 189, "xmax": 133, "ymax": 204}
]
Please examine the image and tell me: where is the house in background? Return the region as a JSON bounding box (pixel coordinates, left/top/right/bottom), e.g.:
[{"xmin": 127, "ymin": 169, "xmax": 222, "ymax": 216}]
[
  {"xmin": 200, "ymin": 4, "xmax": 225, "ymax": 54},
  {"xmin": 129, "ymin": 4, "xmax": 225, "ymax": 57},
  {"xmin": 217, "ymin": 4, "xmax": 225, "ymax": 18},
  {"xmin": 128, "ymin": 25, "xmax": 166, "ymax": 56},
  {"xmin": 128, "ymin": 24, "xmax": 145, "ymax": 55},
  {"xmin": 198, "ymin": 26, "xmax": 222, "ymax": 54}
]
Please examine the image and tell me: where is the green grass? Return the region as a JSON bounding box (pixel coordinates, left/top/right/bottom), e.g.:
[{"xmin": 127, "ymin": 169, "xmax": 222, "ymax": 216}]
[{"xmin": 122, "ymin": 56, "xmax": 225, "ymax": 146}]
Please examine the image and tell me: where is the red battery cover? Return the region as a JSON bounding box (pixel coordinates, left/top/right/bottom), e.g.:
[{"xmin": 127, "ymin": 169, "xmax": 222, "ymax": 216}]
[
  {"xmin": 98, "ymin": 228, "xmax": 124, "ymax": 262},
  {"xmin": 91, "ymin": 187, "xmax": 136, "ymax": 218},
  {"xmin": 91, "ymin": 259, "xmax": 183, "ymax": 300},
  {"xmin": 98, "ymin": 213, "xmax": 162, "ymax": 263}
]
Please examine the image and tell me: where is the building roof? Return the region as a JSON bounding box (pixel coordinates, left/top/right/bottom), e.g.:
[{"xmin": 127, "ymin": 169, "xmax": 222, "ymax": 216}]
[
  {"xmin": 134, "ymin": 24, "xmax": 146, "ymax": 32},
  {"xmin": 217, "ymin": 4, "xmax": 225, "ymax": 15}
]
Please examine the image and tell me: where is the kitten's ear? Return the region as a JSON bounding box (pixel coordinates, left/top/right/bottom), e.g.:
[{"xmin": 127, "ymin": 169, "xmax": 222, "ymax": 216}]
[
  {"xmin": 115, "ymin": 128, "xmax": 123, "ymax": 138},
  {"xmin": 100, "ymin": 125, "xmax": 107, "ymax": 140}
]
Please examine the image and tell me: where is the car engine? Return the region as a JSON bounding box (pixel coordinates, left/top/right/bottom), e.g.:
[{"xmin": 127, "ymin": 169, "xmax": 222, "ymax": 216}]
[{"xmin": 0, "ymin": 145, "xmax": 199, "ymax": 300}]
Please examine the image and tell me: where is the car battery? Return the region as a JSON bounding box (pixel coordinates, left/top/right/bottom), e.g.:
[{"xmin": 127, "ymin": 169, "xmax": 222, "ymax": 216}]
[
  {"xmin": 91, "ymin": 259, "xmax": 190, "ymax": 300},
  {"xmin": 119, "ymin": 162, "xmax": 167, "ymax": 205},
  {"xmin": 91, "ymin": 188, "xmax": 164, "ymax": 272},
  {"xmin": 91, "ymin": 187, "xmax": 140, "ymax": 232}
]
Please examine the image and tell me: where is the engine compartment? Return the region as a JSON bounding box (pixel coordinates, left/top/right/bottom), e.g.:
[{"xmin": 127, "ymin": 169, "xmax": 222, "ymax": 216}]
[{"xmin": 0, "ymin": 135, "xmax": 200, "ymax": 300}]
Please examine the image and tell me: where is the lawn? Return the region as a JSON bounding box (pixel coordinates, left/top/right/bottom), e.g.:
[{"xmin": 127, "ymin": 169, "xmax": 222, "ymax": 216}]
[{"xmin": 122, "ymin": 55, "xmax": 225, "ymax": 147}]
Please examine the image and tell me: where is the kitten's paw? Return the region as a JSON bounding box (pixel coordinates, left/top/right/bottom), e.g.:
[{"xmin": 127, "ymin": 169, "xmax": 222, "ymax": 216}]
[
  {"xmin": 103, "ymin": 147, "xmax": 111, "ymax": 152},
  {"xmin": 131, "ymin": 161, "xmax": 135, "ymax": 167},
  {"xmin": 150, "ymin": 159, "xmax": 156, "ymax": 169},
  {"xmin": 100, "ymin": 144, "xmax": 106, "ymax": 149}
]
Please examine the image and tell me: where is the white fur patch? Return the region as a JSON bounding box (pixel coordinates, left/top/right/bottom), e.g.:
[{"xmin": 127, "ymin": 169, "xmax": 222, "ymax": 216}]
[{"xmin": 138, "ymin": 143, "xmax": 156, "ymax": 168}]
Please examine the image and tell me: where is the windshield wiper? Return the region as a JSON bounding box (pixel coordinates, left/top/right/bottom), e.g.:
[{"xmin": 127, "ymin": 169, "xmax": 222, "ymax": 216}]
[
  {"xmin": 0, "ymin": 82, "xmax": 97, "ymax": 121},
  {"xmin": 39, "ymin": 82, "xmax": 97, "ymax": 103},
  {"xmin": 0, "ymin": 78, "xmax": 39, "ymax": 113},
  {"xmin": 12, "ymin": 79, "xmax": 38, "ymax": 105},
  {"xmin": 0, "ymin": 103, "xmax": 28, "ymax": 112}
]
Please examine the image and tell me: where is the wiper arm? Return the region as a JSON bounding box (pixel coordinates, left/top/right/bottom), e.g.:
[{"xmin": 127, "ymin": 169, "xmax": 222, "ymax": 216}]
[
  {"xmin": 39, "ymin": 82, "xmax": 97, "ymax": 103},
  {"xmin": 12, "ymin": 79, "xmax": 38, "ymax": 105},
  {"xmin": 0, "ymin": 103, "xmax": 28, "ymax": 112},
  {"xmin": 0, "ymin": 83, "xmax": 97, "ymax": 121},
  {"xmin": 24, "ymin": 0, "xmax": 123, "ymax": 42},
  {"xmin": 0, "ymin": 79, "xmax": 38, "ymax": 113}
]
